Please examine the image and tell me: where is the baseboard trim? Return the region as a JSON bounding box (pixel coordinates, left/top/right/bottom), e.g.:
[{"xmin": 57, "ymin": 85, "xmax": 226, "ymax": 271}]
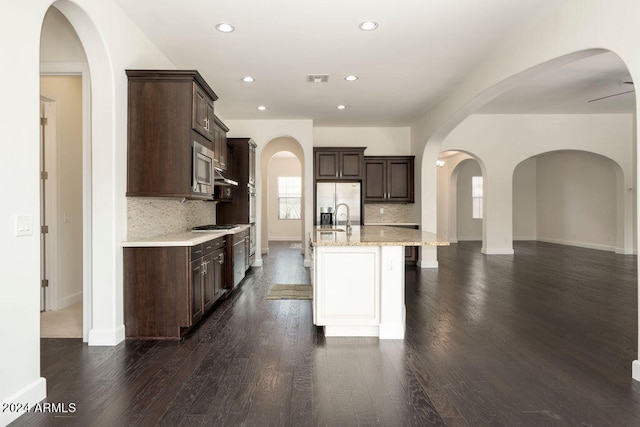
[
  {"xmin": 0, "ymin": 377, "xmax": 47, "ymax": 426},
  {"xmin": 632, "ymin": 360, "xmax": 640, "ymax": 382},
  {"xmin": 61, "ymin": 291, "xmax": 83, "ymax": 310},
  {"xmin": 88, "ymin": 324, "xmax": 125, "ymax": 346},
  {"xmin": 538, "ymin": 237, "xmax": 616, "ymax": 253},
  {"xmin": 417, "ymin": 259, "xmax": 438, "ymax": 269},
  {"xmin": 615, "ymin": 247, "xmax": 637, "ymax": 255},
  {"xmin": 481, "ymin": 247, "xmax": 515, "ymax": 255}
]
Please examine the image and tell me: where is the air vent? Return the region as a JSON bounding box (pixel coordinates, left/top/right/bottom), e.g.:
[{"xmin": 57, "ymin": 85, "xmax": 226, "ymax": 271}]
[{"xmin": 306, "ymin": 74, "xmax": 329, "ymax": 83}]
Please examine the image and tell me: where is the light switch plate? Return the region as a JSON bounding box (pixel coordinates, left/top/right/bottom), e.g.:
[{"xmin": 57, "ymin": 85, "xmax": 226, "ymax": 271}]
[{"xmin": 16, "ymin": 214, "xmax": 33, "ymax": 236}]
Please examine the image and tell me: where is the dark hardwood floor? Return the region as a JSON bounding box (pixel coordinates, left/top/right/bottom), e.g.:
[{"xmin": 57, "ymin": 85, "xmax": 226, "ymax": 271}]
[{"xmin": 12, "ymin": 240, "xmax": 640, "ymax": 426}]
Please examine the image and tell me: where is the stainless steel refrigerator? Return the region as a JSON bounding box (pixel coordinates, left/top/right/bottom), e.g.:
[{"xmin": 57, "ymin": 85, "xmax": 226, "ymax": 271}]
[{"xmin": 316, "ymin": 182, "xmax": 362, "ymax": 226}]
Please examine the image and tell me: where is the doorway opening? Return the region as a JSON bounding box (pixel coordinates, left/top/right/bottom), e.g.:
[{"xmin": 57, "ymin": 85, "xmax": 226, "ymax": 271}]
[
  {"xmin": 267, "ymin": 151, "xmax": 303, "ymax": 250},
  {"xmin": 39, "ymin": 75, "xmax": 84, "ymax": 339},
  {"xmin": 260, "ymin": 137, "xmax": 306, "ymax": 259}
]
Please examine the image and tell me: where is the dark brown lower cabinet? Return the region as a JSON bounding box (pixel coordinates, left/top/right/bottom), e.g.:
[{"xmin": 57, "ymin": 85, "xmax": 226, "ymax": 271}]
[
  {"xmin": 404, "ymin": 224, "xmax": 419, "ymax": 264},
  {"xmin": 190, "ymin": 255, "xmax": 205, "ymax": 325},
  {"xmin": 124, "ymin": 236, "xmax": 227, "ymax": 338},
  {"xmin": 212, "ymin": 245, "xmax": 225, "ymax": 299},
  {"xmin": 405, "ymin": 245, "xmax": 419, "ymax": 264}
]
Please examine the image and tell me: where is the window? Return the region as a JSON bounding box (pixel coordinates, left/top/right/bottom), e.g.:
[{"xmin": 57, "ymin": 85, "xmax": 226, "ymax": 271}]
[
  {"xmin": 278, "ymin": 176, "xmax": 301, "ymax": 219},
  {"xmin": 472, "ymin": 176, "xmax": 483, "ymax": 219}
]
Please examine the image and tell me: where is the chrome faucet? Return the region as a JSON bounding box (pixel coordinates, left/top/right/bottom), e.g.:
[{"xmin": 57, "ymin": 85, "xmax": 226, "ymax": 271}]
[{"xmin": 335, "ymin": 203, "xmax": 352, "ymax": 234}]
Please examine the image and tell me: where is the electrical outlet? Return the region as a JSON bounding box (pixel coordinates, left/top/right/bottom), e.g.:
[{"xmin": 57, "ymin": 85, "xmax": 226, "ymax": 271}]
[{"xmin": 379, "ymin": 207, "xmax": 384, "ymax": 214}]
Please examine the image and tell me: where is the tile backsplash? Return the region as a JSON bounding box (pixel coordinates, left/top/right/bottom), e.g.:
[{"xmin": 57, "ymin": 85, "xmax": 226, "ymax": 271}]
[
  {"xmin": 364, "ymin": 203, "xmax": 418, "ymax": 224},
  {"xmin": 127, "ymin": 197, "xmax": 216, "ymax": 240}
]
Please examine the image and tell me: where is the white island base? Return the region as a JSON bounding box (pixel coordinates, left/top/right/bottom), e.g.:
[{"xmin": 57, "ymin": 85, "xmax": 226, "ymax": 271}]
[{"xmin": 313, "ymin": 245, "xmax": 406, "ymax": 339}]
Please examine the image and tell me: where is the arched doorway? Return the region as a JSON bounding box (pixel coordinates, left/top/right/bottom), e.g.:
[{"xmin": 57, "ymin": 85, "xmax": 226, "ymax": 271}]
[
  {"xmin": 40, "ymin": 6, "xmax": 90, "ymax": 340},
  {"xmin": 266, "ymin": 151, "xmax": 303, "ymax": 248},
  {"xmin": 41, "ymin": 0, "xmax": 121, "ymax": 346},
  {"xmin": 513, "ymin": 149, "xmax": 631, "ymax": 253},
  {"xmin": 260, "ymin": 137, "xmax": 305, "ymax": 257},
  {"xmin": 437, "ymin": 151, "xmax": 486, "ymax": 246}
]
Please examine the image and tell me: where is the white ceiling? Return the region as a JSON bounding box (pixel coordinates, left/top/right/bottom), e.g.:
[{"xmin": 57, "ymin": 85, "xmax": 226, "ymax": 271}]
[
  {"xmin": 479, "ymin": 51, "xmax": 634, "ymax": 114},
  {"xmin": 113, "ymin": 0, "xmax": 634, "ymax": 126}
]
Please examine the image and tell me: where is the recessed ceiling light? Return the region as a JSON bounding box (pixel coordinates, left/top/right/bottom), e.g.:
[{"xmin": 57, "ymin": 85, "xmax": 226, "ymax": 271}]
[
  {"xmin": 344, "ymin": 75, "xmax": 359, "ymax": 82},
  {"xmin": 359, "ymin": 21, "xmax": 378, "ymax": 31},
  {"xmin": 215, "ymin": 22, "xmax": 235, "ymax": 33},
  {"xmin": 241, "ymin": 76, "xmax": 255, "ymax": 83},
  {"xmin": 337, "ymin": 105, "xmax": 347, "ymax": 110},
  {"xmin": 257, "ymin": 105, "xmax": 267, "ymax": 111}
]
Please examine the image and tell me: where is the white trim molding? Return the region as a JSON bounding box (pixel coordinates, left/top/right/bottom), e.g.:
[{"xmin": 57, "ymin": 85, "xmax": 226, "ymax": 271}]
[
  {"xmin": 88, "ymin": 325, "xmax": 125, "ymax": 346},
  {"xmin": 0, "ymin": 378, "xmax": 46, "ymax": 426},
  {"xmin": 40, "ymin": 61, "xmax": 92, "ymax": 343},
  {"xmin": 632, "ymin": 360, "xmax": 640, "ymax": 382}
]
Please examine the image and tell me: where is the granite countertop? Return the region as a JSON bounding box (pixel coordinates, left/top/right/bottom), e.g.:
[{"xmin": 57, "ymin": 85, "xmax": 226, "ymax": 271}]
[
  {"xmin": 311, "ymin": 225, "xmax": 449, "ymax": 247},
  {"xmin": 122, "ymin": 224, "xmax": 250, "ymax": 248},
  {"xmin": 364, "ymin": 222, "xmax": 419, "ymax": 227}
]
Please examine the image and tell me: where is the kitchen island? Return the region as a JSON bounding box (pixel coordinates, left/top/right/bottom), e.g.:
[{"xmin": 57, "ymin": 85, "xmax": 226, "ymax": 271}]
[{"xmin": 310, "ymin": 225, "xmax": 448, "ymax": 339}]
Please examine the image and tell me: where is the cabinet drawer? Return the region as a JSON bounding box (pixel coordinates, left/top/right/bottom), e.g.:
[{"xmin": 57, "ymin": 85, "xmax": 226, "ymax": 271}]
[
  {"xmin": 204, "ymin": 237, "xmax": 225, "ymax": 255},
  {"xmin": 190, "ymin": 244, "xmax": 204, "ymax": 260}
]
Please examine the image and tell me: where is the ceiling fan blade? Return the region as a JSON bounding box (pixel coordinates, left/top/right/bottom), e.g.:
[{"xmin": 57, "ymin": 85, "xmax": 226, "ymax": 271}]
[{"xmin": 588, "ymin": 89, "xmax": 635, "ymax": 103}]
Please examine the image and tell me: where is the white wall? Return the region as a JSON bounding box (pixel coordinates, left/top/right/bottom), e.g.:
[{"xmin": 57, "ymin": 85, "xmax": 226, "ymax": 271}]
[
  {"xmin": 536, "ymin": 150, "xmax": 618, "ymax": 250},
  {"xmin": 440, "ymin": 114, "xmax": 634, "ymax": 254},
  {"xmin": 268, "ymin": 157, "xmax": 302, "ymax": 241},
  {"xmin": 413, "ymin": 0, "xmax": 640, "ymax": 266},
  {"xmin": 455, "ymin": 159, "xmax": 483, "ymax": 241},
  {"xmin": 513, "ymin": 157, "xmax": 537, "ymax": 240},
  {"xmin": 0, "ymin": 1, "xmax": 175, "ymax": 422},
  {"xmin": 313, "ymin": 127, "xmax": 411, "ymax": 155},
  {"xmin": 40, "ymin": 75, "xmax": 84, "ymax": 309},
  {"xmin": 441, "ymin": 148, "xmax": 620, "ymax": 250},
  {"xmin": 40, "ymin": 6, "xmax": 85, "ymax": 61}
]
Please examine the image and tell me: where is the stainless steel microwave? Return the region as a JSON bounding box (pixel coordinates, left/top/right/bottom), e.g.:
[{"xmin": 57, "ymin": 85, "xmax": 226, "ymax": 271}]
[{"xmin": 192, "ymin": 141, "xmax": 215, "ymax": 197}]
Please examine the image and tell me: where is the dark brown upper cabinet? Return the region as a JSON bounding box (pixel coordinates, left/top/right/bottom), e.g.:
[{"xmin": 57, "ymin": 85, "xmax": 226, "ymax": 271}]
[
  {"xmin": 192, "ymin": 83, "xmax": 215, "ymax": 142},
  {"xmin": 364, "ymin": 156, "xmax": 415, "ymax": 203},
  {"xmin": 126, "ymin": 70, "xmax": 219, "ymax": 199},
  {"xmin": 217, "ymin": 138, "xmax": 257, "ymax": 224},
  {"xmin": 213, "ymin": 116, "xmax": 229, "ymax": 172},
  {"xmin": 314, "ymin": 147, "xmax": 366, "ymax": 180}
]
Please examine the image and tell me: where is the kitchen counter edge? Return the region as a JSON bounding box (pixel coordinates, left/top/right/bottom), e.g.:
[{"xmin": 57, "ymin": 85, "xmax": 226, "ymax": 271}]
[
  {"xmin": 311, "ymin": 225, "xmax": 449, "ymax": 247},
  {"xmin": 122, "ymin": 224, "xmax": 251, "ymax": 248}
]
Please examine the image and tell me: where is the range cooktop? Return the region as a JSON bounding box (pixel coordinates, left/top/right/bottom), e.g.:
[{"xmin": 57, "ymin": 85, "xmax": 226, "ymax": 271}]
[{"xmin": 192, "ymin": 224, "xmax": 239, "ymax": 232}]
